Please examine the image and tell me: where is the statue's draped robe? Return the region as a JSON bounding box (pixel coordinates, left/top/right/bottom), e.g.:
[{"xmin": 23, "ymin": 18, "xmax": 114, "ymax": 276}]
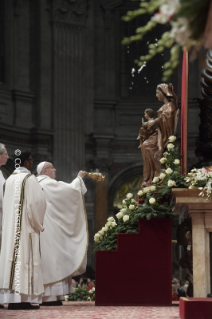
[
  {"xmin": 141, "ymin": 102, "xmax": 178, "ymax": 186},
  {"xmin": 37, "ymin": 175, "xmax": 88, "ymax": 301},
  {"xmin": 0, "ymin": 168, "xmax": 46, "ymax": 303}
]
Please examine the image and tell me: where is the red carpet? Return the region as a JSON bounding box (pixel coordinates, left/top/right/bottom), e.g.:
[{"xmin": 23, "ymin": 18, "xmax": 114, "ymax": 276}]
[
  {"xmin": 0, "ymin": 301, "xmax": 180, "ymax": 318},
  {"xmin": 95, "ymin": 218, "xmax": 172, "ymax": 306}
]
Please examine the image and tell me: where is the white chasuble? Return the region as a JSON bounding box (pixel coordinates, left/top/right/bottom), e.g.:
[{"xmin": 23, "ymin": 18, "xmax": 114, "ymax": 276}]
[
  {"xmin": 37, "ymin": 175, "xmax": 88, "ymax": 296},
  {"xmin": 0, "ymin": 168, "xmax": 46, "ymax": 303}
]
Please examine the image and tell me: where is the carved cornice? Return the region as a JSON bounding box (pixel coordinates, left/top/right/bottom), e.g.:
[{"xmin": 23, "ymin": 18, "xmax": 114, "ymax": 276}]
[
  {"xmin": 100, "ymin": 0, "xmax": 125, "ymax": 29},
  {"xmin": 101, "ymin": 0, "xmax": 125, "ymax": 10},
  {"xmin": 49, "ymin": 0, "xmax": 89, "ymax": 25}
]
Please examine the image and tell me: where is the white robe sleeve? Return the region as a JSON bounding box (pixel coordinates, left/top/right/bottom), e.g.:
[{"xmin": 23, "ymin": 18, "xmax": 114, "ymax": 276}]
[
  {"xmin": 69, "ymin": 177, "xmax": 87, "ymax": 195},
  {"xmin": 25, "ymin": 176, "xmax": 46, "ymax": 232}
]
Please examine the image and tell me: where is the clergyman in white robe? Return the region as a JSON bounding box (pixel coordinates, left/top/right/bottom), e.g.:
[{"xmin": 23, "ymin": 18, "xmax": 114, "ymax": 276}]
[
  {"xmin": 36, "ymin": 162, "xmax": 88, "ymax": 302},
  {"xmin": 0, "ymin": 166, "xmax": 46, "ymax": 304}
]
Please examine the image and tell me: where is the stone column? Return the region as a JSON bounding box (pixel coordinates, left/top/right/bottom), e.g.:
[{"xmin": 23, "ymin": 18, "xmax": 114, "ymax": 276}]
[
  {"xmin": 191, "ymin": 213, "xmax": 210, "ymax": 297},
  {"xmin": 51, "ymin": 0, "xmax": 88, "ymax": 181}
]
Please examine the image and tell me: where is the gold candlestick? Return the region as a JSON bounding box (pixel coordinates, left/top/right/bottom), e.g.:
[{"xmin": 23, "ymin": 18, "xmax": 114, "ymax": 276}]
[{"xmin": 85, "ymin": 172, "xmax": 105, "ymax": 182}]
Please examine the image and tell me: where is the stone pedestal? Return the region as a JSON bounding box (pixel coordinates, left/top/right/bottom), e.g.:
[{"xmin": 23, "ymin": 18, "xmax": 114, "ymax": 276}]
[{"xmin": 172, "ymin": 189, "xmax": 212, "ymax": 297}]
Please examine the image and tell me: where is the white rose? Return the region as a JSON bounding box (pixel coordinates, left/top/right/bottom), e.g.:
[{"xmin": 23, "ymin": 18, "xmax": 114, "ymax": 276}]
[
  {"xmin": 131, "ymin": 199, "xmax": 136, "ymax": 203},
  {"xmin": 143, "ymin": 187, "xmax": 150, "ymax": 193},
  {"xmin": 168, "ymin": 136, "xmax": 176, "ymax": 142},
  {"xmin": 64, "ymin": 295, "xmax": 69, "ymax": 301},
  {"xmin": 165, "ymin": 168, "xmax": 173, "ymax": 175},
  {"xmin": 160, "ymin": 157, "xmax": 167, "ymax": 164},
  {"xmin": 167, "ymin": 143, "xmax": 174, "ymax": 150},
  {"xmin": 129, "ymin": 204, "xmax": 135, "ymax": 210},
  {"xmin": 126, "ymin": 193, "xmax": 133, "ymax": 199},
  {"xmin": 107, "ymin": 217, "xmax": 115, "ymax": 222},
  {"xmin": 152, "ymin": 177, "xmax": 159, "ymax": 183},
  {"xmin": 150, "ymin": 185, "xmax": 156, "ymax": 192},
  {"xmin": 149, "ymin": 197, "xmax": 156, "ymax": 204},
  {"xmin": 111, "ymin": 221, "xmax": 117, "ymax": 228},
  {"xmin": 174, "ymin": 159, "xmax": 180, "ymax": 165},
  {"xmin": 116, "ymin": 212, "xmax": 123, "ymax": 219},
  {"xmin": 102, "ymin": 226, "xmax": 108, "ymax": 232},
  {"xmin": 94, "ymin": 234, "xmax": 100, "ymax": 242},
  {"xmin": 159, "ymin": 173, "xmax": 166, "ymax": 180},
  {"xmin": 167, "ymin": 180, "xmax": 176, "ymax": 187},
  {"xmin": 98, "ymin": 230, "xmax": 104, "ymax": 236},
  {"xmin": 163, "ymin": 152, "xmax": 169, "ymax": 157},
  {"xmin": 122, "ymin": 200, "xmax": 127, "ymax": 205},
  {"xmin": 137, "ymin": 190, "xmax": 144, "ymax": 196},
  {"xmin": 120, "ymin": 208, "xmax": 127, "ymax": 213},
  {"xmin": 123, "ymin": 215, "xmax": 129, "ymax": 222}
]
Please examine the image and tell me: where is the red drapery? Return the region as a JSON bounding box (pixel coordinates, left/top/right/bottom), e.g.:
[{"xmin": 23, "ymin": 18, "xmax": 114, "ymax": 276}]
[{"xmin": 180, "ymin": 51, "xmax": 188, "ymax": 175}]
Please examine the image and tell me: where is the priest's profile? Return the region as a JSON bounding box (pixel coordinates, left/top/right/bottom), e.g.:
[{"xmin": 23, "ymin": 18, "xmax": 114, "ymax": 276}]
[
  {"xmin": 0, "ymin": 151, "xmax": 47, "ymax": 310},
  {"xmin": 36, "ymin": 161, "xmax": 88, "ymax": 306}
]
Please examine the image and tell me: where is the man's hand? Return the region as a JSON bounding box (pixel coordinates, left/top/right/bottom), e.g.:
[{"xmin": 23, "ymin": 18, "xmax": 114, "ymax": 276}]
[{"xmin": 77, "ymin": 171, "xmax": 86, "ymax": 179}]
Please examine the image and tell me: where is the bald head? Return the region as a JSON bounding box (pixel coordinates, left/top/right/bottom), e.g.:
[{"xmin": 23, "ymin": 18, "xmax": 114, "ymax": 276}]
[{"xmin": 37, "ymin": 162, "xmax": 56, "ymax": 179}]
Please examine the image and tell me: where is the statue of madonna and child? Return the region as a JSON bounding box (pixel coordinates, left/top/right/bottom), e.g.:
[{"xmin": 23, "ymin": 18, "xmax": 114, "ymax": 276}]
[{"xmin": 137, "ymin": 83, "xmax": 179, "ymax": 188}]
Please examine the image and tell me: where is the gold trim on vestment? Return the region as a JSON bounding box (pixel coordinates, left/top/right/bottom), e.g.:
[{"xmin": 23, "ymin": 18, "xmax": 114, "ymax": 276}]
[
  {"xmin": 38, "ymin": 177, "xmax": 48, "ymax": 183},
  {"xmin": 43, "ymin": 177, "xmax": 89, "ymax": 286},
  {"xmin": 0, "ymin": 287, "xmax": 44, "ymax": 296},
  {"xmin": 9, "ymin": 174, "xmax": 32, "ymax": 290}
]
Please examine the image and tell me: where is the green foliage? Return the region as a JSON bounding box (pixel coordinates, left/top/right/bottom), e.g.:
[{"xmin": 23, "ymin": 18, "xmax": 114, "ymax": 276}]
[
  {"xmin": 121, "ymin": 0, "xmax": 211, "ymax": 81},
  {"xmin": 94, "ymin": 136, "xmax": 187, "ymax": 252},
  {"xmin": 66, "ymin": 287, "xmax": 95, "ymax": 301}
]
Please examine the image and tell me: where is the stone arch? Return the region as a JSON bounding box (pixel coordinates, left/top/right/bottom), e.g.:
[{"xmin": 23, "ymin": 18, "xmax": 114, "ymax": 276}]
[{"xmin": 108, "ymin": 163, "xmax": 143, "ymax": 217}]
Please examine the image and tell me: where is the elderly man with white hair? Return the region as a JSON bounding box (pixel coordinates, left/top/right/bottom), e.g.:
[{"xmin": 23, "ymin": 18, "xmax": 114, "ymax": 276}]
[{"xmin": 36, "ymin": 161, "xmax": 88, "ymax": 306}]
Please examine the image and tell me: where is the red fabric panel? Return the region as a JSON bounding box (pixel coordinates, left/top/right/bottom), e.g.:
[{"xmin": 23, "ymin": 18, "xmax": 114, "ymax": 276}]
[
  {"xmin": 179, "ymin": 297, "xmax": 212, "ymax": 319},
  {"xmin": 95, "ymin": 218, "xmax": 172, "ymax": 306},
  {"xmin": 180, "ymin": 51, "xmax": 188, "ymax": 175}
]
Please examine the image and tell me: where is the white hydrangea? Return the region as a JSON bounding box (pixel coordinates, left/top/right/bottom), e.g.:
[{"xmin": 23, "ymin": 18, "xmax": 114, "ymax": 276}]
[
  {"xmin": 123, "ymin": 215, "xmax": 129, "ymax": 222},
  {"xmin": 126, "ymin": 193, "xmax": 133, "ymax": 199},
  {"xmin": 149, "ymin": 197, "xmax": 156, "ymax": 204}
]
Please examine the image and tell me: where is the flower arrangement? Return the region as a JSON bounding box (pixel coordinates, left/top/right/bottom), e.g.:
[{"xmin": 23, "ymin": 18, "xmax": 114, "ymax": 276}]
[
  {"xmin": 64, "ymin": 287, "xmax": 95, "ymax": 301},
  {"xmin": 94, "ymin": 136, "xmax": 187, "ymax": 251},
  {"xmin": 121, "ymin": 0, "xmax": 211, "ymax": 81},
  {"xmin": 185, "ymin": 166, "xmax": 212, "ymax": 199}
]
